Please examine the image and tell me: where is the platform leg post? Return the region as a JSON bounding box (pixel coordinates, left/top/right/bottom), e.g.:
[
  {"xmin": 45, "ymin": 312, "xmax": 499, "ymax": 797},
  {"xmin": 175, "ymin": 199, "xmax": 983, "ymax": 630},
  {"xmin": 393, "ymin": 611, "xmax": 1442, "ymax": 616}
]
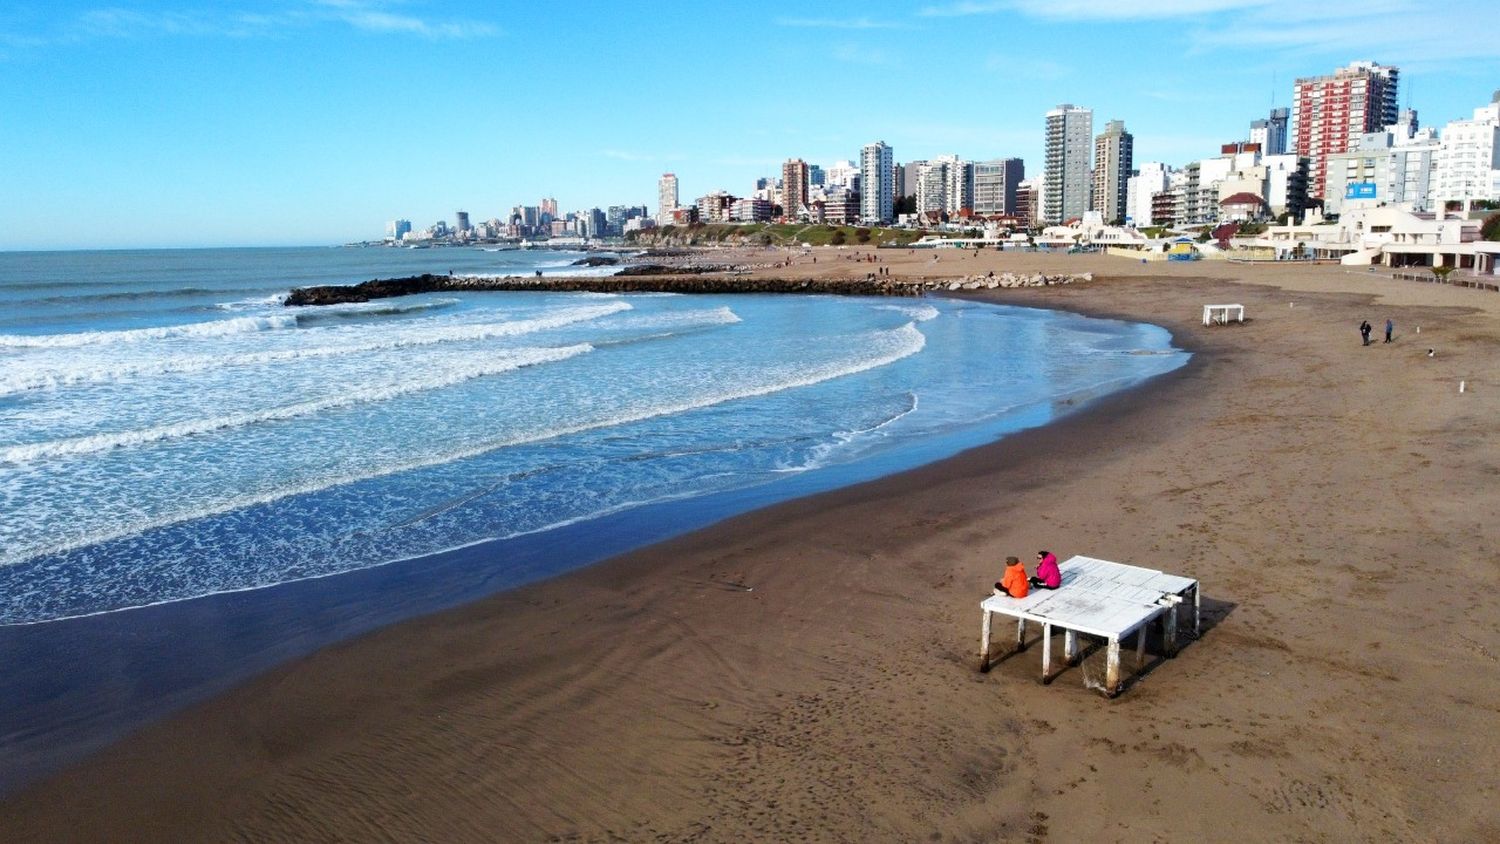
[
  {"xmin": 980, "ymin": 610, "xmax": 992, "ymax": 671},
  {"xmin": 1193, "ymin": 585, "xmax": 1201, "ymax": 635},
  {"xmin": 1105, "ymin": 638, "xmax": 1121, "ymax": 696},
  {"xmin": 1064, "ymin": 629, "xmax": 1078, "ymax": 665},
  {"xmin": 1041, "ymin": 623, "xmax": 1053, "ymax": 684},
  {"xmin": 1016, "ymin": 617, "xmax": 1026, "ymax": 651},
  {"xmin": 1165, "ymin": 604, "xmax": 1179, "ymax": 657},
  {"xmin": 1136, "ymin": 626, "xmax": 1147, "ymax": 668}
]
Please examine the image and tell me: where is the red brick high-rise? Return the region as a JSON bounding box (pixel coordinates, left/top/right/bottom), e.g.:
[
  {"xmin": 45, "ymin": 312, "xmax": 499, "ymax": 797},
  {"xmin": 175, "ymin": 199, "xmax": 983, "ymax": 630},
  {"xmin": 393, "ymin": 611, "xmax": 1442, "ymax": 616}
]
[{"xmin": 1292, "ymin": 61, "xmax": 1399, "ymax": 201}]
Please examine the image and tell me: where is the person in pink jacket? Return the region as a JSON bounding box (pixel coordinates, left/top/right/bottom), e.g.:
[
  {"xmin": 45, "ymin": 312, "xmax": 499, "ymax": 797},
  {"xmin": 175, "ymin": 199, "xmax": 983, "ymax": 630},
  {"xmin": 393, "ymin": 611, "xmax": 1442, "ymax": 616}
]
[{"xmin": 1029, "ymin": 550, "xmax": 1061, "ymax": 590}]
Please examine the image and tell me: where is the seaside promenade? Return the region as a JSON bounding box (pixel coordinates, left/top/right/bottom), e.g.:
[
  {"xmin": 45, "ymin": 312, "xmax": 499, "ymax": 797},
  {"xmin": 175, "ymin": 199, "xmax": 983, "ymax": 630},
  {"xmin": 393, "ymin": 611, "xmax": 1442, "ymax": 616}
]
[{"xmin": 3, "ymin": 251, "xmax": 1498, "ymax": 841}]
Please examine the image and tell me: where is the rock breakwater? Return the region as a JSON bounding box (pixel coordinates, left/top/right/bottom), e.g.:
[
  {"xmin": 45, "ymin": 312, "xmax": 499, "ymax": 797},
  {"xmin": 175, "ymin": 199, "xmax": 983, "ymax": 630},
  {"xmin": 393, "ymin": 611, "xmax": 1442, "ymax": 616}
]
[{"xmin": 283, "ymin": 271, "xmax": 1094, "ymax": 306}]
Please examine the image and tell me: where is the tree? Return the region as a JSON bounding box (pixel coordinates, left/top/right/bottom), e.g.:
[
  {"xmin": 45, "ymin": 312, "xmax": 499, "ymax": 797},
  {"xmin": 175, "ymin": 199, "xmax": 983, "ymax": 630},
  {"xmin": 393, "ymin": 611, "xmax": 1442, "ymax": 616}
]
[
  {"xmin": 855, "ymin": 227, "xmax": 872, "ymax": 244},
  {"xmin": 1481, "ymin": 213, "xmax": 1500, "ymax": 242},
  {"xmin": 1433, "ymin": 265, "xmax": 1455, "ymax": 281},
  {"xmin": 830, "ymin": 229, "xmax": 847, "ymax": 246}
]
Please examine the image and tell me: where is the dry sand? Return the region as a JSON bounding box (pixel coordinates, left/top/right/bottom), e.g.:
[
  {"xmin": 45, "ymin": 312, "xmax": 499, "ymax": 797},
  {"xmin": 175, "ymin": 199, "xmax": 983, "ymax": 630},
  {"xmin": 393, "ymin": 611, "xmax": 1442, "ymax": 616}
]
[{"xmin": 3, "ymin": 252, "xmax": 1499, "ymax": 842}]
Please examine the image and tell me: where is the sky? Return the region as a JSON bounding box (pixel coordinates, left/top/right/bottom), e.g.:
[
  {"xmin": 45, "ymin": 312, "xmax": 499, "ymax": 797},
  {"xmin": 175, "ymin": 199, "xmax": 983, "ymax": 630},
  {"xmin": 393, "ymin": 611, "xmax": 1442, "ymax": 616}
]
[{"xmin": 2, "ymin": 0, "xmax": 1499, "ymax": 250}]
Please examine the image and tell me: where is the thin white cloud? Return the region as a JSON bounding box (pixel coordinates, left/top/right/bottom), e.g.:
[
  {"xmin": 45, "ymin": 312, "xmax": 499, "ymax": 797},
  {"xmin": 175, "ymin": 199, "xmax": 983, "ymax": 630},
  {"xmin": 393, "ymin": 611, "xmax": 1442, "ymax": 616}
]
[
  {"xmin": 775, "ymin": 17, "xmax": 905, "ymax": 30},
  {"xmin": 1188, "ymin": 0, "xmax": 1500, "ymax": 64},
  {"xmin": 921, "ymin": 0, "xmax": 1273, "ymax": 19},
  {"xmin": 13, "ymin": 1, "xmax": 498, "ymax": 48},
  {"xmin": 831, "ymin": 43, "xmax": 891, "ymax": 66}
]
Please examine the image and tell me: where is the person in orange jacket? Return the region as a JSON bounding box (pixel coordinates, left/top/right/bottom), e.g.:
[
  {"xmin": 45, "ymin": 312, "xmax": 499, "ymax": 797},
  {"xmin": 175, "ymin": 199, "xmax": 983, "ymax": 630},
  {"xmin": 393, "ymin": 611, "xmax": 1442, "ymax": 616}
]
[{"xmin": 995, "ymin": 555, "xmax": 1029, "ymax": 598}]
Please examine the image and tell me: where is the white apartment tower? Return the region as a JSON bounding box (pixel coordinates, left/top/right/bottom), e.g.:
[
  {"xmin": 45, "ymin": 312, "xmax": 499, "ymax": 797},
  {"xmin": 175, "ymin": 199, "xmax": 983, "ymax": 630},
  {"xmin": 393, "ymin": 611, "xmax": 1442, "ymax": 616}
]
[
  {"xmin": 1043, "ymin": 104, "xmax": 1093, "ymax": 225},
  {"xmin": 657, "ymin": 173, "xmax": 679, "ymax": 222},
  {"xmin": 860, "ymin": 141, "xmax": 894, "ymax": 224},
  {"xmin": 1092, "ymin": 119, "xmax": 1133, "ymax": 223},
  {"xmin": 1434, "ymin": 93, "xmax": 1500, "ymax": 204}
]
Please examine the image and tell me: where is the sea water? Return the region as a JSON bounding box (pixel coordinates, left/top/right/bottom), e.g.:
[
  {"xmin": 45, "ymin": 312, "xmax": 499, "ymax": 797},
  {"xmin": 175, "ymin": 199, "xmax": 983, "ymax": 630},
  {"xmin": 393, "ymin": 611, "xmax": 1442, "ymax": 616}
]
[
  {"xmin": 0, "ymin": 247, "xmax": 1187, "ymax": 626},
  {"xmin": 0, "ymin": 246, "xmax": 1189, "ymax": 789}
]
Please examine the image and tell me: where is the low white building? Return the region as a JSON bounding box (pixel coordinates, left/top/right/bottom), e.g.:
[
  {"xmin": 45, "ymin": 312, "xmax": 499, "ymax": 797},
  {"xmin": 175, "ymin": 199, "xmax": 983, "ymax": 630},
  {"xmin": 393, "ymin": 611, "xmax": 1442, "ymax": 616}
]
[{"xmin": 1260, "ymin": 206, "xmax": 1499, "ymax": 273}]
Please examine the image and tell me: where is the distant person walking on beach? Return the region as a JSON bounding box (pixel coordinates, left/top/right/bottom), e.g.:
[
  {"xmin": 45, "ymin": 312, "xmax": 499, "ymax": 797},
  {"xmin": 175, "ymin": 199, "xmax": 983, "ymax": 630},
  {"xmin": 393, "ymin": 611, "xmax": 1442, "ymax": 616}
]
[
  {"xmin": 1360, "ymin": 320, "xmax": 1372, "ymax": 346},
  {"xmin": 1030, "ymin": 551, "xmax": 1061, "ymax": 590},
  {"xmin": 1384, "ymin": 318, "xmax": 1394, "ymax": 343},
  {"xmin": 996, "ymin": 556, "xmax": 1029, "ymax": 598}
]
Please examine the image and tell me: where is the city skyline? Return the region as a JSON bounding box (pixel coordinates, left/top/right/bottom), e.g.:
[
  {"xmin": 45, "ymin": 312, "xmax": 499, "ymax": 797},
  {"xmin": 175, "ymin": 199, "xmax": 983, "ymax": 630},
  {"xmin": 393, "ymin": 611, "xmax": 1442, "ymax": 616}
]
[{"xmin": 3, "ymin": 0, "xmax": 1500, "ymax": 250}]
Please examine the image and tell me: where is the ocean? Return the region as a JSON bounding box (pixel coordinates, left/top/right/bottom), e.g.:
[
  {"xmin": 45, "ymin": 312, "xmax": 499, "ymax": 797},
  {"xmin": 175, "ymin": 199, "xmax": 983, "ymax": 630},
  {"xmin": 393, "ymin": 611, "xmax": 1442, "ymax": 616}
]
[{"xmin": 0, "ymin": 245, "xmax": 1188, "ymax": 789}]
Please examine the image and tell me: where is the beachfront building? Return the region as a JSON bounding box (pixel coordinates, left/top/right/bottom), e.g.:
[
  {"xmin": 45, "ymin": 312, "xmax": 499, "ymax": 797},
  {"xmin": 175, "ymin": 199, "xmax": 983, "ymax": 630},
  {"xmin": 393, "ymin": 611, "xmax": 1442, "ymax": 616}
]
[
  {"xmin": 973, "ymin": 158, "xmax": 1024, "ymax": 216},
  {"xmin": 1250, "ymin": 107, "xmax": 1290, "ymax": 155},
  {"xmin": 730, "ymin": 197, "xmax": 773, "ymax": 223},
  {"xmin": 1043, "ymin": 104, "xmax": 1093, "ymax": 225},
  {"xmin": 826, "ymin": 160, "xmax": 860, "ymax": 190},
  {"xmin": 1261, "ymin": 205, "xmax": 1500, "ymax": 274},
  {"xmin": 385, "ymin": 219, "xmax": 411, "ymax": 241},
  {"xmin": 822, "ymin": 188, "xmax": 860, "ymax": 224},
  {"xmin": 916, "ymin": 155, "xmax": 974, "ymax": 218},
  {"xmin": 1323, "ymin": 114, "xmax": 1438, "ymax": 215},
  {"xmin": 782, "ymin": 159, "xmax": 810, "ymax": 221},
  {"xmin": 1125, "ymin": 162, "xmax": 1171, "ymax": 228},
  {"xmin": 1015, "ymin": 176, "xmax": 1040, "ymax": 228},
  {"xmin": 1092, "ymin": 120, "xmax": 1133, "ymax": 224},
  {"xmin": 1291, "ymin": 61, "xmax": 1400, "ymax": 200},
  {"xmin": 860, "ymin": 141, "xmax": 894, "ymax": 224},
  {"xmin": 1433, "ymin": 92, "xmax": 1500, "ymax": 206},
  {"xmin": 657, "ymin": 173, "xmax": 679, "ymax": 223},
  {"xmin": 695, "ymin": 191, "xmax": 735, "ymax": 223}
]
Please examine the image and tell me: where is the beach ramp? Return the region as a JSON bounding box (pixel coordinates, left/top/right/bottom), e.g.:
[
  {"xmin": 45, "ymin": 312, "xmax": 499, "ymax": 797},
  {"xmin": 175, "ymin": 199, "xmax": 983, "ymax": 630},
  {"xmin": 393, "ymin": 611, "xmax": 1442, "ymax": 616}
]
[{"xmin": 978, "ymin": 556, "xmax": 1199, "ymax": 697}]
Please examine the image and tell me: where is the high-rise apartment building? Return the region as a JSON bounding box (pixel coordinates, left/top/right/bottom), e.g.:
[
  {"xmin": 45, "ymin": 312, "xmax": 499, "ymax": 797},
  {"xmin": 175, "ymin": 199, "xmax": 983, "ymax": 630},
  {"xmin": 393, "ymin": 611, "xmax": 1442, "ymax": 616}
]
[
  {"xmin": 1291, "ymin": 61, "xmax": 1400, "ymax": 199},
  {"xmin": 1043, "ymin": 104, "xmax": 1093, "ymax": 224},
  {"xmin": 1434, "ymin": 93, "xmax": 1500, "ymax": 204},
  {"xmin": 860, "ymin": 142, "xmax": 894, "ymax": 224},
  {"xmin": 1125, "ymin": 162, "xmax": 1171, "ymax": 227},
  {"xmin": 973, "ymin": 158, "xmax": 1024, "ymax": 215},
  {"xmin": 657, "ymin": 173, "xmax": 679, "ymax": 222},
  {"xmin": 1249, "ymin": 107, "xmax": 1290, "ymax": 156},
  {"xmin": 455, "ymin": 211, "xmax": 471, "ymax": 233},
  {"xmin": 916, "ymin": 155, "xmax": 973, "ymax": 217},
  {"xmin": 386, "ymin": 219, "xmax": 411, "ymax": 241},
  {"xmin": 781, "ymin": 159, "xmax": 810, "ymax": 219},
  {"xmin": 1092, "ymin": 120, "xmax": 1133, "ymax": 223}
]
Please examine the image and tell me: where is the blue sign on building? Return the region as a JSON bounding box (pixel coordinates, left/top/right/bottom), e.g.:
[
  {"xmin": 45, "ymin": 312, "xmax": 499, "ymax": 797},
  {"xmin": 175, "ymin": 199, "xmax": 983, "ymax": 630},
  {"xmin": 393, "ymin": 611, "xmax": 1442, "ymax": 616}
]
[{"xmin": 1346, "ymin": 182, "xmax": 1378, "ymax": 200}]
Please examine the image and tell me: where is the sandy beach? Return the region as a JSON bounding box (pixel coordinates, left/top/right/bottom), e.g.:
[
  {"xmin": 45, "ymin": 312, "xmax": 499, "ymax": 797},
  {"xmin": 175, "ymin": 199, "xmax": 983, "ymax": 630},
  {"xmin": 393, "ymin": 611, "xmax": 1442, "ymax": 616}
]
[{"xmin": 3, "ymin": 251, "xmax": 1498, "ymax": 842}]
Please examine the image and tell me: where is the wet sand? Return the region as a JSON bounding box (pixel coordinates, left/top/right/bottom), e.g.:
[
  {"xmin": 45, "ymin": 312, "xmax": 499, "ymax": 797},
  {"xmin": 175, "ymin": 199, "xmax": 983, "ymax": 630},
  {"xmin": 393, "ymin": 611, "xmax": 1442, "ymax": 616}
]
[{"xmin": 3, "ymin": 253, "xmax": 1499, "ymax": 842}]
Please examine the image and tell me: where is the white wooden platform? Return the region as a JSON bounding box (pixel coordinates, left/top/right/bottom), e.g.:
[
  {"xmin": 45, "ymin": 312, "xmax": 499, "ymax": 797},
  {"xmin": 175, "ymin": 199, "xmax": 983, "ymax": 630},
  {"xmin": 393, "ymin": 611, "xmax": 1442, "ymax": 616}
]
[
  {"xmin": 979, "ymin": 555, "xmax": 1200, "ymax": 697},
  {"xmin": 1202, "ymin": 303, "xmax": 1245, "ymax": 325}
]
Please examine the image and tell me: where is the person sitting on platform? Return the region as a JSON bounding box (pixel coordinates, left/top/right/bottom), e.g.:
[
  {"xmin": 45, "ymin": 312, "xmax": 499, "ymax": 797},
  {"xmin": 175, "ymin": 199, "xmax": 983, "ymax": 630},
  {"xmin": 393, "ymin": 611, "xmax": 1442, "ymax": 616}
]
[
  {"xmin": 1030, "ymin": 550, "xmax": 1061, "ymax": 590},
  {"xmin": 995, "ymin": 555, "xmax": 1029, "ymax": 598}
]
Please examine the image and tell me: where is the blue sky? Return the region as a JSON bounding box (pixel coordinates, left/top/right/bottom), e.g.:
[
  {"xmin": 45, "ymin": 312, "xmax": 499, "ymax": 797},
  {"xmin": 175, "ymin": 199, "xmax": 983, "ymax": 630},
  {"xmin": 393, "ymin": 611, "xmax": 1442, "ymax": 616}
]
[{"xmin": 3, "ymin": 0, "xmax": 1498, "ymax": 249}]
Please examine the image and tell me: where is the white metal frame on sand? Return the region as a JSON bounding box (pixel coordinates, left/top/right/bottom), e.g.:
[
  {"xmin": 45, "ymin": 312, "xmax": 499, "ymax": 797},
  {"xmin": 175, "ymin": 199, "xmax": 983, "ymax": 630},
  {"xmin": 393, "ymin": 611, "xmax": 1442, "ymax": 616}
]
[
  {"xmin": 978, "ymin": 555, "xmax": 1200, "ymax": 697},
  {"xmin": 1202, "ymin": 303, "xmax": 1245, "ymax": 325}
]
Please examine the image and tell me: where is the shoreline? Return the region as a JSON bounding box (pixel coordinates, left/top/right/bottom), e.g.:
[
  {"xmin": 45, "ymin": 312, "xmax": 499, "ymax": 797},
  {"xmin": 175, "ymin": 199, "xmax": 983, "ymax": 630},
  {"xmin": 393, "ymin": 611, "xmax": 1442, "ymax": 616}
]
[
  {"xmin": 0, "ymin": 289, "xmax": 1178, "ymax": 796},
  {"xmin": 4, "ymin": 254, "xmax": 1499, "ymax": 840}
]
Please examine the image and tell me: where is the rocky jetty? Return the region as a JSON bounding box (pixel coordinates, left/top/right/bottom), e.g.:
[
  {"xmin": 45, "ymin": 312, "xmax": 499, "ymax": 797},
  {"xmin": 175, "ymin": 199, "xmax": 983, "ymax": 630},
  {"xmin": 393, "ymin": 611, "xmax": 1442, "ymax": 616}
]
[
  {"xmin": 570, "ymin": 256, "xmax": 619, "ymax": 267},
  {"xmin": 283, "ymin": 271, "xmax": 1095, "ymax": 306}
]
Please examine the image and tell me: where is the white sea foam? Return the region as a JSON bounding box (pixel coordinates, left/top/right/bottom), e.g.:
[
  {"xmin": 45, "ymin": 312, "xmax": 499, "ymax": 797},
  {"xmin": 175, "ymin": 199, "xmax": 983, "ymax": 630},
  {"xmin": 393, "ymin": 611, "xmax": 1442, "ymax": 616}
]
[
  {"xmin": 215, "ymin": 292, "xmax": 290, "ymax": 310},
  {"xmin": 0, "ymin": 314, "xmax": 299, "ymax": 348},
  {"xmin": 605, "ymin": 306, "xmax": 740, "ymax": 331},
  {"xmin": 0, "ymin": 344, "xmax": 594, "ymax": 465},
  {"xmin": 0, "ymin": 301, "xmax": 633, "ymax": 395},
  {"xmin": 0, "ymin": 322, "xmax": 925, "ymax": 568},
  {"xmin": 876, "ymin": 303, "xmax": 940, "ymax": 322}
]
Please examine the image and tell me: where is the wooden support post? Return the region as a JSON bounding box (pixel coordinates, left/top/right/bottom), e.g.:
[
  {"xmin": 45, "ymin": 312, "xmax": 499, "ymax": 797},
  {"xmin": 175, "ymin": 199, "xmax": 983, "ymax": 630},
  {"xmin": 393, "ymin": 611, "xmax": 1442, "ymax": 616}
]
[
  {"xmin": 1136, "ymin": 626, "xmax": 1147, "ymax": 668},
  {"xmin": 1164, "ymin": 604, "xmax": 1179, "ymax": 657},
  {"xmin": 1016, "ymin": 617, "xmax": 1027, "ymax": 652},
  {"xmin": 1041, "ymin": 623, "xmax": 1053, "ymax": 684},
  {"xmin": 1105, "ymin": 638, "xmax": 1122, "ymax": 697},
  {"xmin": 979, "ymin": 610, "xmax": 992, "ymax": 672},
  {"xmin": 1065, "ymin": 629, "xmax": 1078, "ymax": 665}
]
